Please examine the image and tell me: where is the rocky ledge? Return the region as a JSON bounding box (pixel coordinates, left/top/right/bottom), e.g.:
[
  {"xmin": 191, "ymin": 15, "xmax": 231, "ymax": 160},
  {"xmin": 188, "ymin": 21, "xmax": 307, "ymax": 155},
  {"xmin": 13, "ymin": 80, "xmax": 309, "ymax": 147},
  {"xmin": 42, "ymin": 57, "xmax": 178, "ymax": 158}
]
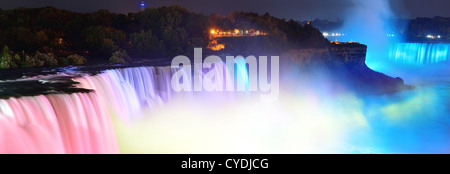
[{"xmin": 282, "ymin": 43, "xmax": 413, "ymax": 94}]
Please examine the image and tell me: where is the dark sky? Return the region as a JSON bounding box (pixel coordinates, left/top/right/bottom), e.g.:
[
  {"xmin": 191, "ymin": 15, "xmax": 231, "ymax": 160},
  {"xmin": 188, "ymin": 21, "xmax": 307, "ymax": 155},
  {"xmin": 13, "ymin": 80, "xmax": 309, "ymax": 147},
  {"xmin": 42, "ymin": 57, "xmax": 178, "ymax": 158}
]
[{"xmin": 0, "ymin": 0, "xmax": 449, "ymax": 20}]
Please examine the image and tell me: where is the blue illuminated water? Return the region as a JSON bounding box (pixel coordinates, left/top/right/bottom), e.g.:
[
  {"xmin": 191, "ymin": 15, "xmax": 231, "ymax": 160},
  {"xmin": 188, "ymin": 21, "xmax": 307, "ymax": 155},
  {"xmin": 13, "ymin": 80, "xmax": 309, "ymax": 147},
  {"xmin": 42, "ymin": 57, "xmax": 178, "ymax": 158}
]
[
  {"xmin": 349, "ymin": 77, "xmax": 450, "ymax": 153},
  {"xmin": 388, "ymin": 43, "xmax": 450, "ymax": 64},
  {"xmin": 351, "ymin": 42, "xmax": 450, "ymax": 153}
]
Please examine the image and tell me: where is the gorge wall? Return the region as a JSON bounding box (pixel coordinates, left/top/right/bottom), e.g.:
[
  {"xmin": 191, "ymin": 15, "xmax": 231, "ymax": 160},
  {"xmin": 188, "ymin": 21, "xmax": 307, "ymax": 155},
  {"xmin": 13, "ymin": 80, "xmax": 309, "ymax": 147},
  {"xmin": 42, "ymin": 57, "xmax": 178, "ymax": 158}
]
[{"xmin": 281, "ymin": 43, "xmax": 410, "ymax": 94}]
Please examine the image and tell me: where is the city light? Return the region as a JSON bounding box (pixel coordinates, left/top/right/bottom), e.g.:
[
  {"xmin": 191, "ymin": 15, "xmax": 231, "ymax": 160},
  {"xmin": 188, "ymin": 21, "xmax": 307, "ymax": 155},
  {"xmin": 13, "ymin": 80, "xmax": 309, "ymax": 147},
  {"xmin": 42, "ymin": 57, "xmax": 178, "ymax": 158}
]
[
  {"xmin": 323, "ymin": 32, "xmax": 345, "ymax": 37},
  {"xmin": 426, "ymin": 34, "xmax": 442, "ymax": 39}
]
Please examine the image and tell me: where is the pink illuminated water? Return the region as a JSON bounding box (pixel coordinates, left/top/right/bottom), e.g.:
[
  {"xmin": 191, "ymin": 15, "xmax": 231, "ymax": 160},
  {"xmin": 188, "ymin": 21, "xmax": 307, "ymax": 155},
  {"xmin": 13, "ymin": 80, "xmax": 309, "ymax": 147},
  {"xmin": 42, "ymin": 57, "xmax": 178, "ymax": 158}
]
[
  {"xmin": 0, "ymin": 63, "xmax": 244, "ymax": 153},
  {"xmin": 0, "ymin": 93, "xmax": 118, "ymax": 153},
  {"xmin": 0, "ymin": 57, "xmax": 449, "ymax": 153}
]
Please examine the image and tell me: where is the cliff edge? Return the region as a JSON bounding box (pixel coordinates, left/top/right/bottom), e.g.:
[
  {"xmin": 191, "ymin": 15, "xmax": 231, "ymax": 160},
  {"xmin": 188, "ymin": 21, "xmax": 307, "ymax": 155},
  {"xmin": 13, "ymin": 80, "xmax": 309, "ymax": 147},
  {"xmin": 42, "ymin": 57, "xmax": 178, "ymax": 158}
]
[{"xmin": 282, "ymin": 43, "xmax": 412, "ymax": 94}]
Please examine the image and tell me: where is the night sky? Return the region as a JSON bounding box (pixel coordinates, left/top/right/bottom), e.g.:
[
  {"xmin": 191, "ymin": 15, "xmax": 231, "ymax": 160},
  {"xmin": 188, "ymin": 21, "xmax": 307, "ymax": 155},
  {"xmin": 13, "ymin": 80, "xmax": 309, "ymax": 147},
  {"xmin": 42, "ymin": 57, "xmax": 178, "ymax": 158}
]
[{"xmin": 0, "ymin": 0, "xmax": 449, "ymax": 20}]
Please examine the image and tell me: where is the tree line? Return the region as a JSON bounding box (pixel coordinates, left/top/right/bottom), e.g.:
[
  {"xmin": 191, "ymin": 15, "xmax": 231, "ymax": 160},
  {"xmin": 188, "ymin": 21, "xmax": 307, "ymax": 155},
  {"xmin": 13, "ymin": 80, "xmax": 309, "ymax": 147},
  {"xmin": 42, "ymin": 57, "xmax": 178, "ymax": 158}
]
[{"xmin": 0, "ymin": 5, "xmax": 328, "ymax": 69}]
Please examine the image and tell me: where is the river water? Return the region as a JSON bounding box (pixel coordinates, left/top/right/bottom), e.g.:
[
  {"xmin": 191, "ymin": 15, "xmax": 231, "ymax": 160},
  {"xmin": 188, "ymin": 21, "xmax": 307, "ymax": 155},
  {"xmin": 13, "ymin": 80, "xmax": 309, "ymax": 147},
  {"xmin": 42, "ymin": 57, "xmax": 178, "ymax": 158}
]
[
  {"xmin": 349, "ymin": 42, "xmax": 450, "ymax": 153},
  {"xmin": 0, "ymin": 43, "xmax": 449, "ymax": 153},
  {"xmin": 110, "ymin": 43, "xmax": 450, "ymax": 154}
]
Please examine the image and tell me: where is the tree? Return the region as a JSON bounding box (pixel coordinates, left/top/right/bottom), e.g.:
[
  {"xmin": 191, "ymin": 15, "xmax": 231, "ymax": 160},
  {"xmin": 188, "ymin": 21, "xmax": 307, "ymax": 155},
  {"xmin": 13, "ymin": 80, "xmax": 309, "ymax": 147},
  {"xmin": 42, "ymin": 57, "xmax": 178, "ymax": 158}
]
[
  {"xmin": 109, "ymin": 50, "xmax": 131, "ymax": 64},
  {"xmin": 84, "ymin": 26, "xmax": 126, "ymax": 56},
  {"xmin": 0, "ymin": 6, "xmax": 332, "ymax": 67},
  {"xmin": 22, "ymin": 54, "xmax": 44, "ymax": 67},
  {"xmin": 0, "ymin": 45, "xmax": 18, "ymax": 69},
  {"xmin": 34, "ymin": 51, "xmax": 58, "ymax": 66},
  {"xmin": 129, "ymin": 30, "xmax": 161, "ymax": 57},
  {"xmin": 67, "ymin": 54, "xmax": 87, "ymax": 65}
]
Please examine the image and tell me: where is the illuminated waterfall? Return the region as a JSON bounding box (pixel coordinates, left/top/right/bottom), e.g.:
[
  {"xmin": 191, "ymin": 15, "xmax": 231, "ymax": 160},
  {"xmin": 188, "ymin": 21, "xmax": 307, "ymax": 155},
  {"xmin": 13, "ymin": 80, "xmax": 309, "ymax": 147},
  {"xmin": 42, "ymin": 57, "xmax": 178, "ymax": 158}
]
[
  {"xmin": 75, "ymin": 66, "xmax": 176, "ymax": 120},
  {"xmin": 1, "ymin": 55, "xmax": 450, "ymax": 153},
  {"xmin": 231, "ymin": 58, "xmax": 250, "ymax": 90},
  {"xmin": 388, "ymin": 43, "xmax": 450, "ymax": 64},
  {"xmin": 0, "ymin": 93, "xmax": 118, "ymax": 154},
  {"xmin": 0, "ymin": 60, "xmax": 251, "ymax": 153},
  {"xmin": 0, "ymin": 66, "xmax": 179, "ymax": 153}
]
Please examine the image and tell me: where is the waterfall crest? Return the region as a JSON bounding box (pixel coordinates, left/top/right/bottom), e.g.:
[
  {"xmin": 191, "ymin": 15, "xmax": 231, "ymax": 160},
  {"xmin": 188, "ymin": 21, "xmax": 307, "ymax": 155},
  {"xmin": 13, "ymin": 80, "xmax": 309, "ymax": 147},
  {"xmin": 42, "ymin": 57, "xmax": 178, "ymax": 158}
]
[
  {"xmin": 0, "ymin": 66, "xmax": 179, "ymax": 153},
  {"xmin": 388, "ymin": 43, "xmax": 450, "ymax": 64}
]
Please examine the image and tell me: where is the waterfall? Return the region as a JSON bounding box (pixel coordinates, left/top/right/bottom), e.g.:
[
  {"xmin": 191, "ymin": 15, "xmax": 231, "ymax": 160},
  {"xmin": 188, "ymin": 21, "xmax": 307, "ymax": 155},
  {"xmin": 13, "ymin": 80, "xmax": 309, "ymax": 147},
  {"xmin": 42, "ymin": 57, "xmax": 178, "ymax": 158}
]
[
  {"xmin": 0, "ymin": 59, "xmax": 253, "ymax": 153},
  {"xmin": 388, "ymin": 43, "xmax": 450, "ymax": 64},
  {"xmin": 0, "ymin": 65, "xmax": 180, "ymax": 153},
  {"xmin": 75, "ymin": 66, "xmax": 176, "ymax": 120},
  {"xmin": 0, "ymin": 93, "xmax": 118, "ymax": 153}
]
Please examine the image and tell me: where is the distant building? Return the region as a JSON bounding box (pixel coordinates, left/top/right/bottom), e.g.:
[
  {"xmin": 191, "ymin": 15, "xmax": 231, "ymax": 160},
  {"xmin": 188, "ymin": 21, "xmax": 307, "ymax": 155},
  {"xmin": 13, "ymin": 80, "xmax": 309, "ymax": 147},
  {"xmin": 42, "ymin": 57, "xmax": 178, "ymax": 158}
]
[
  {"xmin": 207, "ymin": 28, "xmax": 268, "ymax": 51},
  {"xmin": 209, "ymin": 28, "xmax": 267, "ymax": 38},
  {"xmin": 140, "ymin": 1, "xmax": 146, "ymax": 11}
]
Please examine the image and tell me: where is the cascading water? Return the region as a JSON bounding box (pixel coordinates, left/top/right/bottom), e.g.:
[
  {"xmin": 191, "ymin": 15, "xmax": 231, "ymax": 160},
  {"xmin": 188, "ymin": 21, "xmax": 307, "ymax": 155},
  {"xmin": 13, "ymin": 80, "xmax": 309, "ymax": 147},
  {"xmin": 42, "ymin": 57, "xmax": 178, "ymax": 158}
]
[
  {"xmin": 0, "ymin": 66, "xmax": 180, "ymax": 153},
  {"xmin": 75, "ymin": 66, "xmax": 176, "ymax": 120},
  {"xmin": 1, "ymin": 53, "xmax": 450, "ymax": 153},
  {"xmin": 0, "ymin": 92, "xmax": 118, "ymax": 153},
  {"xmin": 388, "ymin": 43, "xmax": 450, "ymax": 65},
  {"xmin": 0, "ymin": 62, "xmax": 248, "ymax": 153}
]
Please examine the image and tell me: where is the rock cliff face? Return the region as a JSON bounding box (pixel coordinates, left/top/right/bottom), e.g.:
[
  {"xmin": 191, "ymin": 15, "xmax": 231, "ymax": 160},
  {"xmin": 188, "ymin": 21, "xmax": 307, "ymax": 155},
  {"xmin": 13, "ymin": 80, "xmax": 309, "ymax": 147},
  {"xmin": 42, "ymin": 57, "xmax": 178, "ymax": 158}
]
[
  {"xmin": 282, "ymin": 43, "xmax": 412, "ymax": 94},
  {"xmin": 283, "ymin": 43, "xmax": 367, "ymax": 66}
]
